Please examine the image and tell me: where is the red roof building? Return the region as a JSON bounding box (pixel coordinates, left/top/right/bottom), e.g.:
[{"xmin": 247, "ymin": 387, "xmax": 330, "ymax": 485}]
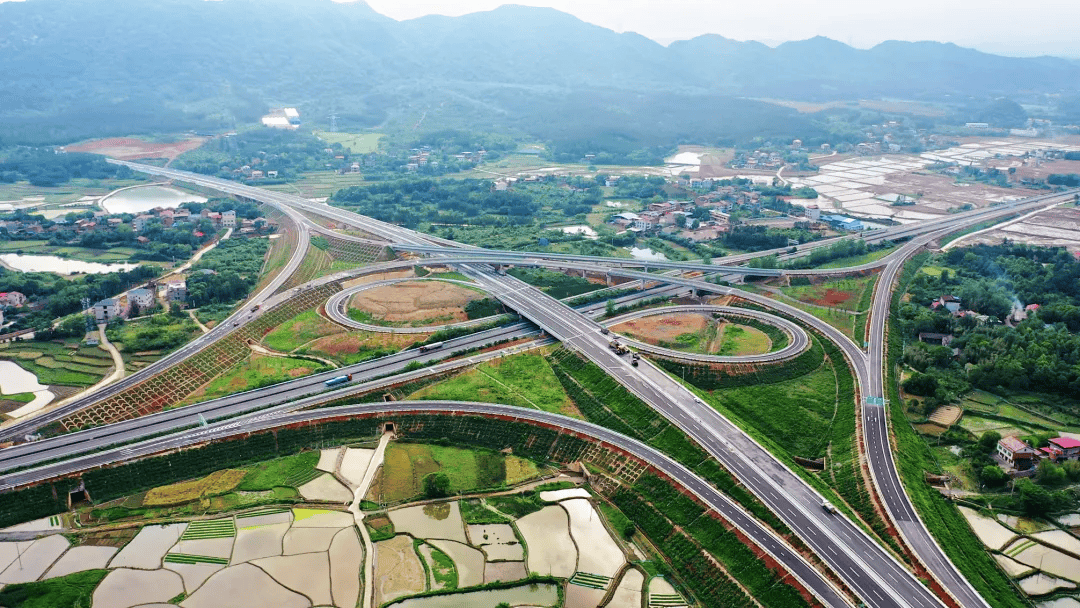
[{"xmin": 1046, "ymin": 437, "xmax": 1080, "ymax": 461}]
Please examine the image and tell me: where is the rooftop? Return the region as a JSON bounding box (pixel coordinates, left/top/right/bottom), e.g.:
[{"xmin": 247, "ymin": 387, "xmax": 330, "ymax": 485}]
[{"xmin": 1049, "ymin": 437, "xmax": 1080, "ymax": 449}]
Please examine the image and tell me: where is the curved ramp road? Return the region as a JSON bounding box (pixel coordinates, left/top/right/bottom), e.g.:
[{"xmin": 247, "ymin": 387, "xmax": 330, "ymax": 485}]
[
  {"xmin": 602, "ymin": 304, "xmax": 810, "ymax": 364},
  {"xmin": 324, "ymin": 277, "xmax": 507, "ymax": 334}
]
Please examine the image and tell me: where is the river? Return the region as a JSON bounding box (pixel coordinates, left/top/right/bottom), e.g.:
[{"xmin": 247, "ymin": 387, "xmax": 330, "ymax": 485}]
[{"xmin": 0, "ymin": 253, "xmax": 139, "ymax": 275}]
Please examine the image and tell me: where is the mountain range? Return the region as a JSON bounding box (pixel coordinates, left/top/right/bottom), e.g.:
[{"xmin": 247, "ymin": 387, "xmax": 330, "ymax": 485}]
[{"xmin": 2, "ymin": 0, "xmax": 1080, "ymax": 145}]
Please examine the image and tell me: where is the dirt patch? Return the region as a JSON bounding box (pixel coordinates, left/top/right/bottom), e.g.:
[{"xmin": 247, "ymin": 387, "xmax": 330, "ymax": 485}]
[
  {"xmin": 65, "ymin": 137, "xmax": 205, "ymax": 162},
  {"xmin": 612, "ymin": 313, "xmax": 709, "ymax": 343},
  {"xmin": 350, "ymin": 280, "xmax": 485, "ymax": 324},
  {"xmin": 810, "ymin": 289, "xmax": 853, "ymax": 306},
  {"xmin": 374, "ymin": 535, "xmax": 427, "ymax": 606},
  {"xmin": 304, "ymin": 331, "xmax": 422, "ymax": 358}
]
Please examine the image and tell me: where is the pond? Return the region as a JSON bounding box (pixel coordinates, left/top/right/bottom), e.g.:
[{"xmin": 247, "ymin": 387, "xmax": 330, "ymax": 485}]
[
  {"xmin": 0, "ymin": 360, "xmax": 55, "ymax": 418},
  {"xmin": 0, "ymin": 253, "xmax": 139, "ymax": 275},
  {"xmin": 389, "ymin": 583, "xmax": 560, "ymax": 608},
  {"xmin": 101, "ymin": 185, "xmax": 206, "ymax": 214},
  {"xmin": 629, "ymin": 247, "xmax": 668, "ymax": 261},
  {"xmin": 558, "ymin": 225, "xmax": 598, "ymax": 239}
]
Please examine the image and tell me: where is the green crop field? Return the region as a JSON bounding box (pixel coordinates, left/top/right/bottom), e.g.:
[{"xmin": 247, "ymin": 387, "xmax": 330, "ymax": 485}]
[
  {"xmin": 367, "ymin": 443, "xmax": 538, "ymax": 503},
  {"xmin": 0, "ymin": 568, "xmax": 109, "ymax": 608},
  {"xmin": 237, "ymin": 451, "xmax": 320, "ymax": 491},
  {"xmin": 314, "ymin": 131, "xmax": 383, "ymax": 154},
  {"xmin": 408, "ymin": 353, "xmax": 579, "ymax": 417}
]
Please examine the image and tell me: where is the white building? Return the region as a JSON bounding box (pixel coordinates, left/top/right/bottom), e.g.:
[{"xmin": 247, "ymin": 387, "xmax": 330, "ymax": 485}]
[
  {"xmin": 166, "ymin": 282, "xmax": 187, "ymax": 303},
  {"xmin": 93, "ymin": 298, "xmax": 121, "ymax": 323},
  {"xmin": 127, "ymin": 288, "xmax": 155, "ymax": 310},
  {"xmin": 221, "ymin": 210, "xmax": 237, "ymax": 228}
]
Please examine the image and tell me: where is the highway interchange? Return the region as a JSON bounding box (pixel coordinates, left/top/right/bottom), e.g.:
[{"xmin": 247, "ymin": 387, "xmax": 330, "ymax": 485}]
[{"xmin": 2, "ymin": 159, "xmax": 1077, "ymax": 608}]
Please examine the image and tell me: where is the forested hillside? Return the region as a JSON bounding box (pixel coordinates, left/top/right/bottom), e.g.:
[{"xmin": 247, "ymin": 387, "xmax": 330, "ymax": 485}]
[{"xmin": 2, "ymin": 0, "xmax": 1080, "ymax": 146}]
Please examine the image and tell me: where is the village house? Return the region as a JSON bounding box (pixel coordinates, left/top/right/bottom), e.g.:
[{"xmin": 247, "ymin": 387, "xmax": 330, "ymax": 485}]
[
  {"xmin": 0, "ymin": 292, "xmax": 28, "ymax": 307},
  {"xmin": 132, "ymin": 214, "xmax": 153, "ymax": 232},
  {"xmin": 936, "ymin": 295, "xmax": 962, "ymax": 313},
  {"xmin": 917, "ymin": 332, "xmax": 954, "ymax": 347},
  {"xmin": 127, "ymin": 288, "xmax": 155, "ymax": 311},
  {"xmin": 166, "ymin": 281, "xmax": 187, "ymax": 303},
  {"xmin": 997, "ymin": 436, "xmax": 1041, "ymax": 471},
  {"xmin": 1045, "ymin": 437, "xmax": 1080, "ymax": 462},
  {"xmin": 92, "ymin": 298, "xmax": 122, "ymax": 324},
  {"xmin": 221, "ymin": 210, "xmax": 237, "ymax": 229}
]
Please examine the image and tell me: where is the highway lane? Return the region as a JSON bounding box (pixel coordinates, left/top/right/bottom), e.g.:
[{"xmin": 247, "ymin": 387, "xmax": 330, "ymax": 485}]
[
  {"xmin": 466, "ymin": 266, "xmax": 938, "ymax": 608},
  {"xmin": 860, "ymin": 227, "xmax": 992, "ymax": 608},
  {"xmin": 0, "ymin": 281, "xmax": 685, "ymax": 476}
]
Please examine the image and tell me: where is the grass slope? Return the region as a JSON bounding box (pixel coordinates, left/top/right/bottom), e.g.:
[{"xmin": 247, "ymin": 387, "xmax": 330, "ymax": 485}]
[{"xmin": 407, "ymin": 353, "xmax": 579, "ymax": 417}]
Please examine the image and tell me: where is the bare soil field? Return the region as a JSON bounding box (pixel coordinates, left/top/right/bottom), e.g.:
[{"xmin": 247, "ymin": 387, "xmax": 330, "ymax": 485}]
[
  {"xmin": 612, "ymin": 313, "xmax": 709, "ymax": 343},
  {"xmin": 811, "ymin": 289, "xmax": 854, "ymax": 307},
  {"xmin": 350, "ymin": 280, "xmax": 485, "ymax": 324},
  {"xmin": 65, "ymin": 137, "xmax": 205, "ymax": 162},
  {"xmin": 960, "ymin": 207, "xmax": 1080, "ymax": 254}
]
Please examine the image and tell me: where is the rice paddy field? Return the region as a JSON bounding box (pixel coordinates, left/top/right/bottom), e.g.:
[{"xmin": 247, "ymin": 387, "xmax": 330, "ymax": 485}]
[
  {"xmin": 0, "ymin": 340, "xmax": 115, "ymax": 388},
  {"xmin": 6, "ymin": 439, "xmax": 676, "ymax": 608}
]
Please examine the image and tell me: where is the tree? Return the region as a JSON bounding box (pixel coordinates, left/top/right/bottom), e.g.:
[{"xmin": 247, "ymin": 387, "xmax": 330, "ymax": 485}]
[
  {"xmin": 1036, "ymin": 460, "xmax": 1067, "ymax": 487},
  {"xmin": 978, "ymin": 431, "xmax": 1001, "ymax": 451},
  {"xmin": 979, "ymin": 465, "xmax": 1008, "ymax": 489},
  {"xmin": 1015, "ymin": 479, "xmax": 1054, "ymax": 516},
  {"xmin": 423, "ymin": 473, "xmax": 450, "ymax": 499},
  {"xmin": 675, "ymin": 214, "xmax": 687, "ymax": 228},
  {"xmin": 605, "ymin": 299, "xmax": 615, "ymax": 317}
]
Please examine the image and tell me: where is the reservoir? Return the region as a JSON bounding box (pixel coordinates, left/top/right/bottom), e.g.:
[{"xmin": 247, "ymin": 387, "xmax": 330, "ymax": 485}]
[
  {"xmin": 0, "ymin": 253, "xmax": 138, "ymax": 275},
  {"xmin": 101, "ymin": 185, "xmax": 206, "ymax": 215}
]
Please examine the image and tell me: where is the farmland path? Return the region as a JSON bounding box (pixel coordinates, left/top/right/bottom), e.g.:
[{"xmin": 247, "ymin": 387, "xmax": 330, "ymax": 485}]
[
  {"xmin": 97, "ymin": 324, "xmax": 125, "ymax": 383},
  {"xmin": 187, "ymin": 310, "xmax": 210, "ymax": 334},
  {"xmin": 346, "ymin": 431, "xmax": 393, "ymax": 608}
]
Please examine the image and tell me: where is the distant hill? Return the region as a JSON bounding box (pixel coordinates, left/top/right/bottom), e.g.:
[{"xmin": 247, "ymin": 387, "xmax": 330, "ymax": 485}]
[{"xmin": 2, "ymin": 0, "xmax": 1079, "ymax": 145}]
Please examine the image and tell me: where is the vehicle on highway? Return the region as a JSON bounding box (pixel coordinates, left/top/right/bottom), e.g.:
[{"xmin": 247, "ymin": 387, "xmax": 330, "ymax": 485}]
[
  {"xmin": 418, "ymin": 341, "xmax": 445, "ymax": 353},
  {"xmin": 822, "ymin": 500, "xmax": 838, "ymax": 514},
  {"xmin": 600, "ymin": 327, "xmax": 610, "ymax": 335},
  {"xmin": 324, "ymin": 374, "xmax": 353, "ymax": 387}
]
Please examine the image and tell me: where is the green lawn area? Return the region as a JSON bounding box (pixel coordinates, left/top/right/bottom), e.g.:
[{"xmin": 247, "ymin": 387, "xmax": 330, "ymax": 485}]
[
  {"xmin": 108, "ymin": 315, "xmax": 201, "ymax": 355},
  {"xmin": 237, "ymin": 451, "xmax": 320, "ymax": 491},
  {"xmin": 0, "ymin": 568, "xmax": 109, "ymax": 608},
  {"xmin": 407, "ymin": 353, "xmax": 580, "ymax": 418},
  {"xmin": 314, "ymin": 131, "xmax": 383, "ymax": 154},
  {"xmin": 716, "ymin": 324, "xmax": 772, "ymax": 356},
  {"xmin": 263, "ymin": 309, "xmax": 344, "ymax": 352},
  {"xmin": 704, "ymin": 359, "xmax": 839, "ymax": 459},
  {"xmin": 182, "ymin": 354, "xmax": 330, "ymax": 404},
  {"xmin": 812, "ymin": 245, "xmax": 898, "ymax": 269},
  {"xmin": 0, "ymin": 240, "xmax": 140, "ymax": 263}
]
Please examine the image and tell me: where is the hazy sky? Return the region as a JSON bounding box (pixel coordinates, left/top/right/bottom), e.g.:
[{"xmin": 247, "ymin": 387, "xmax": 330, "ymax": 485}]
[
  {"xmin": 0, "ymin": 0, "xmax": 1075, "ymax": 57},
  {"xmin": 355, "ymin": 0, "xmax": 1080, "ymax": 58}
]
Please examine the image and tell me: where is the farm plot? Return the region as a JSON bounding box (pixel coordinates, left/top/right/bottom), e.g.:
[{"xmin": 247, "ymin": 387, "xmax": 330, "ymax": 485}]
[
  {"xmin": 143, "ymin": 469, "xmax": 248, "ymax": 506},
  {"xmin": 374, "ymin": 534, "xmax": 428, "ymax": 606},
  {"xmin": 389, "ymin": 502, "xmax": 468, "ymax": 544},
  {"xmin": 562, "ymin": 499, "xmax": 625, "ymax": 579},
  {"xmin": 516, "ymin": 505, "xmax": 577, "ymax": 577},
  {"xmin": 958, "ymin": 506, "xmax": 1017, "ymax": 551},
  {"xmin": 366, "ymin": 443, "xmax": 534, "ymax": 503},
  {"xmin": 349, "ymin": 280, "xmax": 487, "ymax": 326}
]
